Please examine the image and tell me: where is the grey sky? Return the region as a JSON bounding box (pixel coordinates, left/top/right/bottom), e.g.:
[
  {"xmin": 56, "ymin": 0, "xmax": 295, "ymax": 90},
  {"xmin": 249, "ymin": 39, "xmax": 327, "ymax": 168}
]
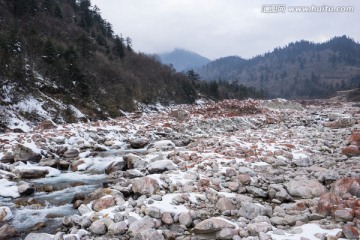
[{"xmin": 91, "ymin": 0, "xmax": 360, "ymax": 60}]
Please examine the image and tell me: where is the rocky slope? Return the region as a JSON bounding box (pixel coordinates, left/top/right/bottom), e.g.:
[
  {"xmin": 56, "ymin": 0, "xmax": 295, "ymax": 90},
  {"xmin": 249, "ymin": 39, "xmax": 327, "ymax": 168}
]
[{"xmin": 0, "ymin": 99, "xmax": 360, "ymax": 240}]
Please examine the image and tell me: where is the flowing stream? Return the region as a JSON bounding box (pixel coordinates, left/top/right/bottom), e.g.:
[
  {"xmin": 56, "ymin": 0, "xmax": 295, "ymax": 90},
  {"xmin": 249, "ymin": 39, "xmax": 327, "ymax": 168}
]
[{"xmin": 0, "ymin": 170, "xmax": 107, "ymax": 237}]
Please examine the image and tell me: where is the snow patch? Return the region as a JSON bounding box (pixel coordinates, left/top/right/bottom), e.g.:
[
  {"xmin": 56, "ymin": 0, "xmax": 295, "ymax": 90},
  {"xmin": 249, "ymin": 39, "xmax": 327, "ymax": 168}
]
[
  {"xmin": 268, "ymin": 223, "xmax": 343, "ymax": 240},
  {"xmin": 15, "ymin": 163, "xmax": 61, "ymax": 177},
  {"xmin": 0, "ymin": 179, "xmax": 20, "ymax": 198},
  {"xmin": 145, "ymin": 193, "xmax": 190, "ymax": 214}
]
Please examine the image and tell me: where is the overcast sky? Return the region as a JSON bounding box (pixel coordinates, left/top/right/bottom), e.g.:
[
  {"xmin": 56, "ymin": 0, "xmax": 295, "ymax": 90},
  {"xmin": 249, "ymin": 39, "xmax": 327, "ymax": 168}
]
[{"xmin": 91, "ymin": 0, "xmax": 360, "ymax": 60}]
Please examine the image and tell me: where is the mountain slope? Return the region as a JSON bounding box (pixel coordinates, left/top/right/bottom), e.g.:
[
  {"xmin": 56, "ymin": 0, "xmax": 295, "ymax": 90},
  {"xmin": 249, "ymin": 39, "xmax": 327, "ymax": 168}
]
[
  {"xmin": 197, "ymin": 36, "xmax": 360, "ymax": 99},
  {"xmin": 159, "ymin": 48, "xmax": 211, "ymax": 72},
  {"xmin": 0, "ymin": 0, "xmax": 196, "ymax": 130}
]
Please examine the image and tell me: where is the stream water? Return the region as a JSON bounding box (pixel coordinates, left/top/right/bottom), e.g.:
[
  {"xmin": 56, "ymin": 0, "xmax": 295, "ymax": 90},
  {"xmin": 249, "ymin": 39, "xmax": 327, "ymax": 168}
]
[{"xmin": 0, "ymin": 171, "xmax": 107, "ymax": 238}]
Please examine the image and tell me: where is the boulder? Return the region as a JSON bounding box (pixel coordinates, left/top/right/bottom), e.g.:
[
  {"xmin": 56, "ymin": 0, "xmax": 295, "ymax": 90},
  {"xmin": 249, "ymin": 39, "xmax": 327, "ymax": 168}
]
[
  {"xmin": 216, "ymin": 198, "xmax": 235, "ymax": 211},
  {"xmin": 128, "ymin": 216, "xmax": 155, "ymax": 234},
  {"xmin": 268, "ymin": 184, "xmax": 293, "ymax": 202},
  {"xmin": 51, "ymin": 136, "xmax": 66, "ymax": 144},
  {"xmin": 179, "ymin": 212, "xmax": 193, "ymax": 227},
  {"xmin": 130, "ymin": 138, "xmax": 149, "ymax": 149},
  {"xmin": 342, "ymin": 145, "xmax": 360, "ymax": 157},
  {"xmin": 216, "ymin": 228, "xmax": 239, "ymax": 240},
  {"xmin": 238, "ymin": 203, "xmax": 268, "ymax": 220},
  {"xmin": 147, "ymin": 160, "xmax": 177, "ymax": 174},
  {"xmin": 336, "ymin": 117, "xmax": 356, "ymax": 128},
  {"xmin": 71, "ymin": 193, "xmax": 85, "ymax": 204},
  {"xmin": 342, "ymin": 224, "xmax": 359, "ymax": 239},
  {"xmin": 161, "ymin": 212, "xmax": 174, "ymax": 225},
  {"xmin": 126, "ymin": 169, "xmax": 144, "ymax": 178},
  {"xmin": 147, "ymin": 140, "xmax": 176, "ymax": 151},
  {"xmin": 193, "ymin": 217, "xmax": 236, "ymax": 234},
  {"xmin": 225, "ymin": 168, "xmax": 237, "ymax": 177},
  {"xmin": 13, "ymin": 144, "xmax": 42, "ymax": 162},
  {"xmin": 331, "ymin": 178, "xmax": 360, "ymax": 198},
  {"xmin": 1, "ymin": 153, "xmax": 14, "ymax": 164},
  {"xmin": 334, "ymin": 209, "xmax": 354, "ymax": 222},
  {"xmin": 0, "ymin": 207, "xmax": 13, "ymax": 221},
  {"xmin": 17, "ymin": 181, "xmax": 35, "ymax": 196},
  {"xmin": 78, "ymin": 204, "xmax": 92, "ymax": 215},
  {"xmin": 124, "ymin": 154, "xmax": 148, "ymax": 169},
  {"xmin": 317, "ymin": 192, "xmax": 341, "ymax": 216},
  {"xmin": 247, "ymin": 222, "xmax": 272, "ymax": 236},
  {"xmin": 285, "ymin": 179, "xmax": 327, "ymax": 198},
  {"xmin": 134, "ymin": 229, "xmax": 164, "ymax": 240},
  {"xmin": 89, "ymin": 219, "xmax": 107, "ymax": 235},
  {"xmin": 62, "ymin": 215, "xmax": 82, "ymax": 227},
  {"xmin": 0, "ymin": 224, "xmax": 17, "ymax": 239},
  {"xmin": 70, "ymin": 159, "xmax": 86, "ymax": 171},
  {"xmin": 145, "ymin": 206, "xmax": 161, "ymax": 219},
  {"xmin": 92, "ymin": 196, "xmax": 116, "ymax": 212},
  {"xmin": 132, "ymin": 177, "xmax": 160, "ymax": 196},
  {"xmin": 232, "ymin": 174, "xmax": 251, "ymax": 185},
  {"xmin": 246, "ymin": 186, "xmax": 268, "ymax": 198},
  {"xmin": 348, "ymin": 130, "xmax": 360, "ymax": 145},
  {"xmin": 24, "ymin": 233, "xmax": 53, "ymax": 240},
  {"xmin": 228, "ymin": 182, "xmax": 239, "ymax": 192},
  {"xmin": 108, "ymin": 221, "xmax": 128, "ymax": 235},
  {"xmin": 17, "ymin": 168, "xmax": 49, "ymax": 179},
  {"xmin": 85, "ymin": 188, "xmax": 124, "ymax": 204},
  {"xmin": 105, "ymin": 160, "xmax": 126, "ymax": 174},
  {"xmin": 63, "ymin": 149, "xmax": 79, "ymax": 158}
]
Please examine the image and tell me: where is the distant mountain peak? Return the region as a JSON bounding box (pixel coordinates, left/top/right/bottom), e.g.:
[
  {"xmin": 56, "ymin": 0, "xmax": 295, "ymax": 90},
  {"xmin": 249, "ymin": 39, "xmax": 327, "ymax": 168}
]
[{"xmin": 159, "ymin": 49, "xmax": 211, "ymax": 72}]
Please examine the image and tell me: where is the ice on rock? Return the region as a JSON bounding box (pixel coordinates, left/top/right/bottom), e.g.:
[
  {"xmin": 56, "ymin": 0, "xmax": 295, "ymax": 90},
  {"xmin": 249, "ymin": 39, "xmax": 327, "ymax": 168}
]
[{"xmin": 0, "ymin": 179, "xmax": 20, "ymax": 198}]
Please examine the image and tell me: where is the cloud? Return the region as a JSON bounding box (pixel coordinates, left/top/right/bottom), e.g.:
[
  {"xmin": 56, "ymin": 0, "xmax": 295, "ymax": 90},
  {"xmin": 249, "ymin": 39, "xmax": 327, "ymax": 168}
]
[{"xmin": 92, "ymin": 0, "xmax": 360, "ymax": 60}]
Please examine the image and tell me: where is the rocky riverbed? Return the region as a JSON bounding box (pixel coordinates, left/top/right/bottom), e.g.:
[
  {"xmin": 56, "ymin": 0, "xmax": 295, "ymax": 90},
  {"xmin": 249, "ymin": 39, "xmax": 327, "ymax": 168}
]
[{"xmin": 0, "ymin": 99, "xmax": 359, "ymax": 240}]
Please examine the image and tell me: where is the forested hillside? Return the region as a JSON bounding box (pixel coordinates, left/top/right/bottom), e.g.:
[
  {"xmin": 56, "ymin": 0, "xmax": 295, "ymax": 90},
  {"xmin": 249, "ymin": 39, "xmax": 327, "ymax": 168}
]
[
  {"xmin": 197, "ymin": 36, "xmax": 360, "ymax": 99},
  {"xmin": 0, "ymin": 0, "xmax": 196, "ymax": 128}
]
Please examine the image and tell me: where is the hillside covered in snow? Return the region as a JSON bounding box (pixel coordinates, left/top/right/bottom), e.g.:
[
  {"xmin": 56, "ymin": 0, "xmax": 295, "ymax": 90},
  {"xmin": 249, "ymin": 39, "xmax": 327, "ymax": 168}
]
[{"xmin": 0, "ymin": 0, "xmax": 197, "ymax": 131}]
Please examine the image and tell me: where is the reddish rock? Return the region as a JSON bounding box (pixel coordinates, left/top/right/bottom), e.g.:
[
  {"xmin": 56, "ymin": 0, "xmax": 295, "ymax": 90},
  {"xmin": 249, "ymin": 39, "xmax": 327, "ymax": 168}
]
[
  {"xmin": 342, "ymin": 224, "xmax": 359, "ymax": 239},
  {"xmin": 354, "ymin": 207, "xmax": 360, "ymax": 219},
  {"xmin": 348, "ymin": 130, "xmax": 360, "ymax": 146},
  {"xmin": 332, "ymin": 178, "xmax": 360, "ymax": 198},
  {"xmin": 35, "ymin": 120, "xmax": 57, "ymax": 130},
  {"xmin": 233, "ymin": 174, "xmax": 251, "ymax": 185},
  {"xmin": 92, "ymin": 196, "xmax": 116, "ymax": 211},
  {"xmin": 216, "ymin": 198, "xmax": 235, "ymax": 211},
  {"xmin": 354, "ymin": 199, "xmax": 360, "ymax": 207},
  {"xmin": 199, "ymin": 178, "xmax": 210, "ymax": 187},
  {"xmin": 317, "ymin": 193, "xmax": 341, "ymax": 216},
  {"xmin": 342, "ymin": 145, "xmax": 360, "ymax": 157},
  {"xmin": 334, "ymin": 209, "xmax": 354, "ymax": 222}
]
